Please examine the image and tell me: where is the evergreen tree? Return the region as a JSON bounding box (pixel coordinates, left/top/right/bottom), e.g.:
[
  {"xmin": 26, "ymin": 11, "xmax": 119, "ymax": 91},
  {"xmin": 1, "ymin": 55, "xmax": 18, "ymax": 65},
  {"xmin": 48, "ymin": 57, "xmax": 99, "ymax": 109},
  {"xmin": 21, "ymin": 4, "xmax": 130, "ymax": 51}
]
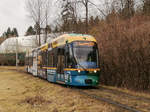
[
  {"xmin": 34, "ymin": 23, "xmax": 40, "ymax": 35},
  {"xmin": 25, "ymin": 26, "xmax": 36, "ymax": 36},
  {"xmin": 54, "ymin": 26, "xmax": 58, "ymax": 33},
  {"xmin": 94, "ymin": 16, "xmax": 100, "ymax": 26},
  {"xmin": 89, "ymin": 16, "xmax": 95, "ymax": 28},
  {"xmin": 77, "ymin": 19, "xmax": 85, "ymax": 33},
  {"xmin": 2, "ymin": 32, "xmax": 7, "ymax": 38},
  {"xmin": 61, "ymin": 0, "xmax": 77, "ymax": 32},
  {"xmin": 46, "ymin": 25, "xmax": 51, "ymax": 34},
  {"xmin": 7, "ymin": 27, "xmax": 11, "ymax": 34},
  {"xmin": 10, "ymin": 28, "xmax": 19, "ymax": 37},
  {"xmin": 143, "ymin": 0, "xmax": 150, "ymax": 15},
  {"xmin": 1, "ymin": 27, "xmax": 18, "ymax": 38},
  {"xmin": 11, "ymin": 30, "xmax": 15, "ymax": 37},
  {"xmin": 119, "ymin": 0, "xmax": 135, "ymax": 18},
  {"xmin": 12, "ymin": 28, "xmax": 19, "ymax": 37},
  {"xmin": 6, "ymin": 27, "xmax": 11, "ymax": 38}
]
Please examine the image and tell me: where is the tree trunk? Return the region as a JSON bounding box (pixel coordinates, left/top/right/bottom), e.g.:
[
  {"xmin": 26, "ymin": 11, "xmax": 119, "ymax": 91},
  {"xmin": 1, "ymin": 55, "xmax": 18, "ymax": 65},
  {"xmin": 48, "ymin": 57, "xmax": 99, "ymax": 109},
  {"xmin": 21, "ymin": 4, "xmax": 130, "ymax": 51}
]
[{"xmin": 85, "ymin": 2, "xmax": 88, "ymax": 33}]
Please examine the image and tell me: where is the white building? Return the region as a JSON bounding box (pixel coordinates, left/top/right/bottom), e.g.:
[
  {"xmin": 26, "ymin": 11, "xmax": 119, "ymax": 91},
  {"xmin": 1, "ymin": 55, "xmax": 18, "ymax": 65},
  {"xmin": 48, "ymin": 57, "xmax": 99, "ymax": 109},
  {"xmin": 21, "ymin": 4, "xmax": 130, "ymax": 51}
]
[{"xmin": 0, "ymin": 33, "xmax": 61, "ymax": 54}]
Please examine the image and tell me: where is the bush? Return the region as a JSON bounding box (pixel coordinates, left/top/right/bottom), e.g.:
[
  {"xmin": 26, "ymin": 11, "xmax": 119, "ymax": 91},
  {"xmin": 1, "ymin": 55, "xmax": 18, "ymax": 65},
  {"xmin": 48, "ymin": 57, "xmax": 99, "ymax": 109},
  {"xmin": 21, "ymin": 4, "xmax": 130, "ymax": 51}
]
[
  {"xmin": 90, "ymin": 14, "xmax": 150, "ymax": 90},
  {"xmin": 0, "ymin": 53, "xmax": 25, "ymax": 66}
]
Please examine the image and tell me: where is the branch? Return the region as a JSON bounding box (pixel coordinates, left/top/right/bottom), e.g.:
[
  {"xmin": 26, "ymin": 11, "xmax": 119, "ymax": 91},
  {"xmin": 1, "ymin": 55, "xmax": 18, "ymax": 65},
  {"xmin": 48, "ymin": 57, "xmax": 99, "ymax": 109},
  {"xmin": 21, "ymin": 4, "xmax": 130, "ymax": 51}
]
[{"xmin": 88, "ymin": 1, "xmax": 107, "ymax": 17}]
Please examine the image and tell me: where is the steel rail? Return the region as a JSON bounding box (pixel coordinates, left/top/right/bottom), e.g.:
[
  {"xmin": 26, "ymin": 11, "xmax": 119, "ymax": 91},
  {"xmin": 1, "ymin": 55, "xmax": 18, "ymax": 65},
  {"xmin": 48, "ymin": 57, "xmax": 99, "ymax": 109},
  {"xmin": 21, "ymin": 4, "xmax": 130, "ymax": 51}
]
[
  {"xmin": 78, "ymin": 90, "xmax": 143, "ymax": 112},
  {"xmin": 98, "ymin": 86, "xmax": 150, "ymax": 103}
]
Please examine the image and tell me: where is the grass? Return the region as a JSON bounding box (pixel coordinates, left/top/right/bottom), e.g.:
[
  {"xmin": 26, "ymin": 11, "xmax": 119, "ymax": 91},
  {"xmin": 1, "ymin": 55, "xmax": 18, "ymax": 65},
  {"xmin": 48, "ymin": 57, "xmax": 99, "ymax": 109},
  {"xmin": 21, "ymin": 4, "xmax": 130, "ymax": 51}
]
[
  {"xmin": 0, "ymin": 66, "xmax": 115, "ymax": 112},
  {"xmin": 101, "ymin": 85, "xmax": 150, "ymax": 99},
  {"xmin": 1, "ymin": 66, "xmax": 150, "ymax": 111}
]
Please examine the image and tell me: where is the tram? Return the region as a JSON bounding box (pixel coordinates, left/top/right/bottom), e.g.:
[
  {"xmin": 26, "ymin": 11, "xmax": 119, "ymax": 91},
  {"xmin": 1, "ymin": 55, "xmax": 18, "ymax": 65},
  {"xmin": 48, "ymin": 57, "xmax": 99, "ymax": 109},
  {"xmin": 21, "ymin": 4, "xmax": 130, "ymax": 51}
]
[{"xmin": 25, "ymin": 33, "xmax": 100, "ymax": 86}]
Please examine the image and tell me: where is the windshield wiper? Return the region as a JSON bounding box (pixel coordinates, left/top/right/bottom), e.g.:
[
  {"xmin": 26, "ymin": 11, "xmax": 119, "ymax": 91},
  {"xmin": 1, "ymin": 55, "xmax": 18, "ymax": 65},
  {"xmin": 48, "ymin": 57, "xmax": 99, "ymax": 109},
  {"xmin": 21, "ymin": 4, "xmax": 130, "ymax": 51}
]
[
  {"xmin": 76, "ymin": 59, "xmax": 87, "ymax": 70},
  {"xmin": 74, "ymin": 55, "xmax": 88, "ymax": 72}
]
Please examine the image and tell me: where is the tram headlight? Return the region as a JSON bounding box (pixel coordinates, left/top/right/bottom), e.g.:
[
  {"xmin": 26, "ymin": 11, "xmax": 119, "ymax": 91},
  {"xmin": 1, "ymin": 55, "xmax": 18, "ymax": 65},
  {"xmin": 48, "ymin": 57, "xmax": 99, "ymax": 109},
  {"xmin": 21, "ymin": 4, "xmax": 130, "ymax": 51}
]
[
  {"xmin": 94, "ymin": 70, "xmax": 97, "ymax": 73},
  {"xmin": 78, "ymin": 70, "xmax": 81, "ymax": 73}
]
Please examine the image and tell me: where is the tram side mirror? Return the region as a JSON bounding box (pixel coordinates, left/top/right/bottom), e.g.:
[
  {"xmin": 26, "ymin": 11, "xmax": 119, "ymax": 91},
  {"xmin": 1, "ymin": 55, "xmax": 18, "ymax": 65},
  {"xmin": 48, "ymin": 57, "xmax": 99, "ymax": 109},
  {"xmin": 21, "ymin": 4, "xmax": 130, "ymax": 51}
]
[{"xmin": 66, "ymin": 40, "xmax": 68, "ymax": 44}]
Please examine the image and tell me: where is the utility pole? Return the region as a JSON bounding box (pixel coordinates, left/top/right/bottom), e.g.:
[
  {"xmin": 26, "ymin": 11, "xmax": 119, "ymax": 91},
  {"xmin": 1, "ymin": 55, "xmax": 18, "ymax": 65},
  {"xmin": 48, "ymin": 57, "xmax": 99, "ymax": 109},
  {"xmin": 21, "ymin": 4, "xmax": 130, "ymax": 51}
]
[{"xmin": 16, "ymin": 37, "xmax": 18, "ymax": 70}]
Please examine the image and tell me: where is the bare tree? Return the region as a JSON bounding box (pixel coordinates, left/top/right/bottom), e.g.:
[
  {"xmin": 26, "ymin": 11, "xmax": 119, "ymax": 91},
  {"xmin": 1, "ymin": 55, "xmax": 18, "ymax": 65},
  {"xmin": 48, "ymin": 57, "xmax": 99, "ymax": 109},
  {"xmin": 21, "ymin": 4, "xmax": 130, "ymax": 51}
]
[
  {"xmin": 142, "ymin": 0, "xmax": 150, "ymax": 15},
  {"xmin": 60, "ymin": 0, "xmax": 78, "ymax": 32},
  {"xmin": 60, "ymin": 0, "xmax": 100, "ymax": 33},
  {"xmin": 76, "ymin": 0, "xmax": 89, "ymax": 33},
  {"xmin": 43, "ymin": 0, "xmax": 52, "ymax": 43},
  {"xmin": 26, "ymin": 0, "xmax": 52, "ymax": 46},
  {"xmin": 110, "ymin": 0, "xmax": 135, "ymax": 18},
  {"xmin": 26, "ymin": 0, "xmax": 43, "ymax": 46},
  {"xmin": 77, "ymin": 0, "xmax": 105, "ymax": 33}
]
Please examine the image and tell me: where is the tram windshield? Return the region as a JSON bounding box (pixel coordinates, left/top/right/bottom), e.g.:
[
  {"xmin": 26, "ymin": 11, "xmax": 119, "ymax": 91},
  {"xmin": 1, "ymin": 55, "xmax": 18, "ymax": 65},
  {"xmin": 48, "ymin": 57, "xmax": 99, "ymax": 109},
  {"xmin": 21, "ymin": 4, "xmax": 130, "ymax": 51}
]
[{"xmin": 73, "ymin": 41, "xmax": 99, "ymax": 69}]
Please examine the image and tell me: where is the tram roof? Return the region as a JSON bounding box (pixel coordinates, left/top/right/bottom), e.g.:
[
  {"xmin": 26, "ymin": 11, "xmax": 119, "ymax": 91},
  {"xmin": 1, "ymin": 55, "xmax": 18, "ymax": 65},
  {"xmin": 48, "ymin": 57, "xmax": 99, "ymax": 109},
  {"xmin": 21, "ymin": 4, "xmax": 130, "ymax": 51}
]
[
  {"xmin": 37, "ymin": 33, "xmax": 97, "ymax": 51},
  {"xmin": 51, "ymin": 33, "xmax": 97, "ymax": 48}
]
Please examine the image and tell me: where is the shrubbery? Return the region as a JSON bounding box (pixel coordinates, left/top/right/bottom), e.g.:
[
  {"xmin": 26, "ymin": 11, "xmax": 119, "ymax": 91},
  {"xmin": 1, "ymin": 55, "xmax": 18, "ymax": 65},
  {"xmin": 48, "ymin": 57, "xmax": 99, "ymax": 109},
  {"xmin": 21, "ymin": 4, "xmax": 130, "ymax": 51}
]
[
  {"xmin": 0, "ymin": 53, "xmax": 25, "ymax": 66},
  {"xmin": 90, "ymin": 14, "xmax": 150, "ymax": 90}
]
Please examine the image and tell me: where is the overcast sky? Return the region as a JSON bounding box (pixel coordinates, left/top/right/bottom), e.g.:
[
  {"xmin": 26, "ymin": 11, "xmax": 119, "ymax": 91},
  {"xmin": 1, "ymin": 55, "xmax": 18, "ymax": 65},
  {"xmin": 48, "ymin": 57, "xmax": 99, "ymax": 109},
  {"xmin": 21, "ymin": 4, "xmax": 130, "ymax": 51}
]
[
  {"xmin": 0, "ymin": 0, "xmax": 106, "ymax": 37},
  {"xmin": 0, "ymin": 0, "xmax": 33, "ymax": 36}
]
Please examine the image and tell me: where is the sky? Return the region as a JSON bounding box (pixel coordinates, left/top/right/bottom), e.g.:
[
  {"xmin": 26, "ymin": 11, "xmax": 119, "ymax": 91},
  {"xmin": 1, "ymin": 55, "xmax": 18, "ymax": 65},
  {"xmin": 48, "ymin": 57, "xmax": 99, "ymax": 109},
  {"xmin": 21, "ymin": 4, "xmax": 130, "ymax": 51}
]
[
  {"xmin": 0, "ymin": 0, "xmax": 33, "ymax": 36},
  {"xmin": 0, "ymin": 0, "xmax": 107, "ymax": 37}
]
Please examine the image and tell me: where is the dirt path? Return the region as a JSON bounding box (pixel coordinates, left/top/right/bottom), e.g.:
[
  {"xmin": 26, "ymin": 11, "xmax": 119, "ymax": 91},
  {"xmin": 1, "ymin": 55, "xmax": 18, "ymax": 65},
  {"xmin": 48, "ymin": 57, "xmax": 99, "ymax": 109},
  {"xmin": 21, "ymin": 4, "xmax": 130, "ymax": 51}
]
[{"xmin": 0, "ymin": 67, "xmax": 115, "ymax": 112}]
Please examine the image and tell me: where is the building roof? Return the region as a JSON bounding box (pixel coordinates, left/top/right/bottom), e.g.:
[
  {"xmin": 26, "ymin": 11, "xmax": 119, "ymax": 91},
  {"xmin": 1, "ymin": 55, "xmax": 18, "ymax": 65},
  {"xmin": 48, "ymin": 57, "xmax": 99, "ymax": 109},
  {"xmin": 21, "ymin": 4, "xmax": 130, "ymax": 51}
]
[{"xmin": 0, "ymin": 33, "xmax": 60, "ymax": 53}]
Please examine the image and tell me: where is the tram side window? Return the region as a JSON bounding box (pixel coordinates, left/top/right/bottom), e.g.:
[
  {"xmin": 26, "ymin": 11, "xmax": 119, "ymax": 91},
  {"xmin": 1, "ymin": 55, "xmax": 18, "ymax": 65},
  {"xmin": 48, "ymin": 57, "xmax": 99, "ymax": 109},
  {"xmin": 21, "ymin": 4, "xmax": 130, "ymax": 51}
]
[
  {"xmin": 57, "ymin": 48, "xmax": 65, "ymax": 74},
  {"xmin": 41, "ymin": 51, "xmax": 47, "ymax": 67},
  {"xmin": 48, "ymin": 51, "xmax": 54, "ymax": 67},
  {"xmin": 48, "ymin": 48, "xmax": 58, "ymax": 67},
  {"xmin": 38, "ymin": 52, "xmax": 42, "ymax": 67},
  {"xmin": 65, "ymin": 52, "xmax": 71, "ymax": 68},
  {"xmin": 53, "ymin": 49, "xmax": 58, "ymax": 67},
  {"xmin": 65, "ymin": 45, "xmax": 69, "ymax": 68}
]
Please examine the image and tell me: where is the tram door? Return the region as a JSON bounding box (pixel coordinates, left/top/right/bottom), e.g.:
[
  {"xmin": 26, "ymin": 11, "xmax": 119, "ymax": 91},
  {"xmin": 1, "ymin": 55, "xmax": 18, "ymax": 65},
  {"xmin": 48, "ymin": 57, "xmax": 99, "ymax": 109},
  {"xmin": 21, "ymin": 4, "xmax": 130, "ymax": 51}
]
[{"xmin": 57, "ymin": 49, "xmax": 65, "ymax": 81}]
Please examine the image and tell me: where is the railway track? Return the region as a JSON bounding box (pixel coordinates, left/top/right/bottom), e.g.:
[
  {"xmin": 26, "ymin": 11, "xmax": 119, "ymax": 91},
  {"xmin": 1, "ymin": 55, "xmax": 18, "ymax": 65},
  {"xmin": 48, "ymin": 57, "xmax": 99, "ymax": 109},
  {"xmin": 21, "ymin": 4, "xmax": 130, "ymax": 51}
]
[
  {"xmin": 98, "ymin": 86, "xmax": 150, "ymax": 103},
  {"xmin": 76, "ymin": 86, "xmax": 150, "ymax": 112},
  {"xmin": 78, "ymin": 90, "xmax": 142, "ymax": 112}
]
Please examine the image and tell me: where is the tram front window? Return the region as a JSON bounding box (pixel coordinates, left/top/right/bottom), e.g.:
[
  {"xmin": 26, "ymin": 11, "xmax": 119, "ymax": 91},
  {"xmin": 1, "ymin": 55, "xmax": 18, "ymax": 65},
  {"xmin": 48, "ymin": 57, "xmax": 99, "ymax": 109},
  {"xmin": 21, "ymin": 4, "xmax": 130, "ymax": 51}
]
[{"xmin": 73, "ymin": 41, "xmax": 99, "ymax": 69}]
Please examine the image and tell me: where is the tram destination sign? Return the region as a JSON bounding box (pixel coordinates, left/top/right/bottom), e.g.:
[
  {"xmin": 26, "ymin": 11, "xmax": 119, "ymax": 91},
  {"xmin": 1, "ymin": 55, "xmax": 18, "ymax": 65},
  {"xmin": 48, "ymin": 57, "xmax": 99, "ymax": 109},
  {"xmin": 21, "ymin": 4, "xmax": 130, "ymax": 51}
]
[{"xmin": 74, "ymin": 41, "xmax": 95, "ymax": 47}]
